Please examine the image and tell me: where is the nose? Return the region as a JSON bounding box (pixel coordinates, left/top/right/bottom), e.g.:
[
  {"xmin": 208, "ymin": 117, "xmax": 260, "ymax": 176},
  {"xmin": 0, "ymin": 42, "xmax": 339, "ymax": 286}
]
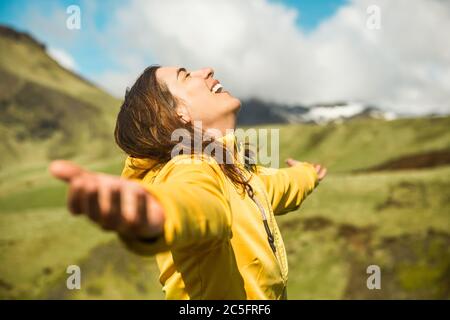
[{"xmin": 191, "ymin": 67, "xmax": 214, "ymax": 79}]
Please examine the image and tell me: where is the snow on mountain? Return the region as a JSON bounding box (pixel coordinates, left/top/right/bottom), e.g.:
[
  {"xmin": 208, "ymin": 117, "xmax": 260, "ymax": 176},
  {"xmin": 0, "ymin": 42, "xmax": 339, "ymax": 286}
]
[
  {"xmin": 298, "ymin": 102, "xmax": 397, "ymax": 124},
  {"xmin": 238, "ymin": 99, "xmax": 398, "ymax": 125}
]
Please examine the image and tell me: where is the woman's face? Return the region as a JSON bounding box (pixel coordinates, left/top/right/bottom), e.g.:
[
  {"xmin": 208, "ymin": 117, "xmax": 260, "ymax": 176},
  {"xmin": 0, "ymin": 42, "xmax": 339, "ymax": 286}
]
[{"xmin": 156, "ymin": 66, "xmax": 241, "ymax": 127}]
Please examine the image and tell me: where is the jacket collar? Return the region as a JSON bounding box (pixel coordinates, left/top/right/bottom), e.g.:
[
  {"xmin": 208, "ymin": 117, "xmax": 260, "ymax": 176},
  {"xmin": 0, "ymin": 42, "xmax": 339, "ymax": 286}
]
[{"xmin": 121, "ymin": 131, "xmax": 245, "ymax": 179}]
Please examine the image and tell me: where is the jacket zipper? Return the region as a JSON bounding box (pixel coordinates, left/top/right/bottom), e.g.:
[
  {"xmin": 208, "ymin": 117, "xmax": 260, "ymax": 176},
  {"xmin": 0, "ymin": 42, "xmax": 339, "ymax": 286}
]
[
  {"xmin": 237, "ymin": 142, "xmax": 287, "ymax": 283},
  {"xmin": 246, "ymin": 180, "xmax": 288, "ymax": 284},
  {"xmin": 245, "ymin": 185, "xmax": 277, "ymax": 254}
]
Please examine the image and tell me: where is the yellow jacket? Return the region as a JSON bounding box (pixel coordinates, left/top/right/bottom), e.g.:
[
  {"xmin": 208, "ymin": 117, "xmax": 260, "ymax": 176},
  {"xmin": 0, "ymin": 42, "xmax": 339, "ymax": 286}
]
[{"xmin": 120, "ymin": 133, "xmax": 318, "ymax": 299}]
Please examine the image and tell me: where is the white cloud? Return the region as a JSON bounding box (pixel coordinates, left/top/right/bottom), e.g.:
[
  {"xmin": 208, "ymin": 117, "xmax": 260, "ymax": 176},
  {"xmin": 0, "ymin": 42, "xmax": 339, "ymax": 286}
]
[
  {"xmin": 97, "ymin": 0, "xmax": 450, "ymax": 115},
  {"xmin": 96, "ymin": 70, "xmax": 138, "ymax": 99},
  {"xmin": 47, "ymin": 47, "xmax": 77, "ymax": 71}
]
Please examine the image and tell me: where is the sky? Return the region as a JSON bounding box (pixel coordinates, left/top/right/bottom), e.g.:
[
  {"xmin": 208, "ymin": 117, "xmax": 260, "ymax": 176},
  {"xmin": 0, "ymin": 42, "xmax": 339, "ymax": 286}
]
[{"xmin": 0, "ymin": 0, "xmax": 449, "ymax": 115}]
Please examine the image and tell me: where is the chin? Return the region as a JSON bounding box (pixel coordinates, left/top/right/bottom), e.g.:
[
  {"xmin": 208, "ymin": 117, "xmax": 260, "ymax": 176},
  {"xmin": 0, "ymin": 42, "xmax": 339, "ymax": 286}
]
[
  {"xmin": 228, "ymin": 96, "xmax": 241, "ymax": 111},
  {"xmin": 217, "ymin": 94, "xmax": 241, "ymax": 115}
]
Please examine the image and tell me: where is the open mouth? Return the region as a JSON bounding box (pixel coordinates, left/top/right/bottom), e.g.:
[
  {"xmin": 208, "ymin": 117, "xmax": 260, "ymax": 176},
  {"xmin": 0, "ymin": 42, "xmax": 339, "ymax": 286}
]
[{"xmin": 211, "ymin": 83, "xmax": 224, "ymax": 94}]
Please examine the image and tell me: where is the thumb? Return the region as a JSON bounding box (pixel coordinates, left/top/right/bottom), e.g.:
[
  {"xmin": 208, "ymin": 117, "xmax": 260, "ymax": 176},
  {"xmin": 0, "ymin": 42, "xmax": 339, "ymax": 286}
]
[{"xmin": 49, "ymin": 160, "xmax": 86, "ymax": 182}]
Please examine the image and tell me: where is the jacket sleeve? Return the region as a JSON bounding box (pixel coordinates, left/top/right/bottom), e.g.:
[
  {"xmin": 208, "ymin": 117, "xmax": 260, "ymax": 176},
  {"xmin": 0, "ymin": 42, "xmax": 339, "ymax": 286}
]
[
  {"xmin": 120, "ymin": 157, "xmax": 232, "ymax": 256},
  {"xmin": 256, "ymin": 162, "xmax": 318, "ymax": 216}
]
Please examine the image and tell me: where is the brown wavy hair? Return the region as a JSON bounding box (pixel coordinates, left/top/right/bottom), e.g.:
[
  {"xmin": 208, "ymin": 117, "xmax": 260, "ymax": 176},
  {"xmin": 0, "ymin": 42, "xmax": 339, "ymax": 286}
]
[{"xmin": 114, "ymin": 65, "xmax": 255, "ymax": 194}]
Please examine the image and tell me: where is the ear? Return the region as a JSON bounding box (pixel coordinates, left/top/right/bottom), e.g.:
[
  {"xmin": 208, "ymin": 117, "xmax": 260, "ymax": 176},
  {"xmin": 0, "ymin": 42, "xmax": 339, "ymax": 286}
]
[{"xmin": 176, "ymin": 104, "xmax": 191, "ymax": 123}]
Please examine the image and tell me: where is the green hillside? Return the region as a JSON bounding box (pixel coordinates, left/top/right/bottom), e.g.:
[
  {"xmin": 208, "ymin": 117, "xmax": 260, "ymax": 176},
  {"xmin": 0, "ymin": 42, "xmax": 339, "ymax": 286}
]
[
  {"xmin": 0, "ymin": 25, "xmax": 118, "ymax": 113},
  {"xmin": 0, "ymin": 25, "xmax": 448, "ymax": 300},
  {"xmin": 0, "ymin": 25, "xmax": 122, "ymax": 170},
  {"xmin": 264, "ymin": 116, "xmax": 450, "ymax": 173}
]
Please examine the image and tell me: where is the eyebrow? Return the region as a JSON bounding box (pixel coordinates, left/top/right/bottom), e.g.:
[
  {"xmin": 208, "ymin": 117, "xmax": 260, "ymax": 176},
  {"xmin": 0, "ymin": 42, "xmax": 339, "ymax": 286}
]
[{"xmin": 176, "ymin": 67, "xmax": 187, "ymax": 80}]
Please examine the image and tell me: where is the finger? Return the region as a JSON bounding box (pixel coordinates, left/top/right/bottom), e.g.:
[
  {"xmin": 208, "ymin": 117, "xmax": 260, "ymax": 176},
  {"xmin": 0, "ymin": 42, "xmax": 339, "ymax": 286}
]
[
  {"xmin": 286, "ymin": 158, "xmax": 299, "ymax": 167},
  {"xmin": 84, "ymin": 180, "xmax": 101, "ymax": 222},
  {"xmin": 128, "ymin": 192, "xmax": 164, "ymax": 238},
  {"xmin": 136, "ymin": 191, "xmax": 161, "ymax": 237},
  {"xmin": 49, "ymin": 160, "xmax": 86, "ymax": 183},
  {"xmin": 98, "ymin": 179, "xmax": 112, "ymax": 215},
  {"xmin": 318, "ymin": 167, "xmax": 328, "ymax": 180},
  {"xmin": 137, "ymin": 192, "xmax": 149, "ymax": 230},
  {"xmin": 146, "ymin": 194, "xmax": 165, "ymax": 236},
  {"xmin": 121, "ymin": 186, "xmax": 139, "ymax": 227},
  {"xmin": 100, "ymin": 185, "xmax": 121, "ymax": 231},
  {"xmin": 68, "ymin": 176, "xmax": 84, "ymax": 215},
  {"xmin": 121, "ymin": 188, "xmax": 148, "ymax": 235},
  {"xmin": 321, "ymin": 167, "xmax": 328, "ymax": 178}
]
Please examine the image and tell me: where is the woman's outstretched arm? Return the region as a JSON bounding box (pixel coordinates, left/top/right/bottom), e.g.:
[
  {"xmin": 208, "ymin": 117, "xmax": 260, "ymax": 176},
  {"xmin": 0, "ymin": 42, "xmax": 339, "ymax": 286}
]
[
  {"xmin": 49, "ymin": 160, "xmax": 165, "ymax": 240},
  {"xmin": 257, "ymin": 158, "xmax": 327, "ymax": 216}
]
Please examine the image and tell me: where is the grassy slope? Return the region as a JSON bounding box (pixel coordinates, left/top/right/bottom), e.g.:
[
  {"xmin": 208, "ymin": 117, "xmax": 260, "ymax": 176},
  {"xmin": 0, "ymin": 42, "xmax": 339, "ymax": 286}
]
[
  {"xmin": 0, "ymin": 32, "xmax": 122, "ymax": 170},
  {"xmin": 269, "ymin": 116, "xmax": 450, "ymax": 172},
  {"xmin": 0, "ymin": 117, "xmax": 449, "ymax": 299},
  {"xmin": 280, "ymin": 166, "xmax": 450, "ymax": 299},
  {"xmin": 0, "ymin": 33, "xmax": 119, "ymax": 115}
]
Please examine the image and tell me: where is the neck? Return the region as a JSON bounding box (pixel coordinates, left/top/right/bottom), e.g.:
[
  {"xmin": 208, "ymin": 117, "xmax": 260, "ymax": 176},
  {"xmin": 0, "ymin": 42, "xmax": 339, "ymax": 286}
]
[{"xmin": 204, "ymin": 112, "xmax": 236, "ymax": 138}]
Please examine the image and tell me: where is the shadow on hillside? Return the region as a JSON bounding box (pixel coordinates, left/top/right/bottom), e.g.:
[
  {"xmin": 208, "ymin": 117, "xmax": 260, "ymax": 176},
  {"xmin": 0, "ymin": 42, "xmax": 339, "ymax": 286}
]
[{"xmin": 358, "ymin": 149, "xmax": 450, "ymax": 172}]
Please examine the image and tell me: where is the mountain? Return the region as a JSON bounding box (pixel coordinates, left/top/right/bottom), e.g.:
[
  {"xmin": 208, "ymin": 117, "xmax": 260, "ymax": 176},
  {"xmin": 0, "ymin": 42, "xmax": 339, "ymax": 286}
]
[
  {"xmin": 287, "ymin": 101, "xmax": 397, "ymax": 124},
  {"xmin": 0, "ymin": 25, "xmax": 121, "ymax": 169},
  {"xmin": 236, "ymin": 98, "xmax": 290, "ymax": 125},
  {"xmin": 238, "ymin": 99, "xmax": 397, "ymax": 125}
]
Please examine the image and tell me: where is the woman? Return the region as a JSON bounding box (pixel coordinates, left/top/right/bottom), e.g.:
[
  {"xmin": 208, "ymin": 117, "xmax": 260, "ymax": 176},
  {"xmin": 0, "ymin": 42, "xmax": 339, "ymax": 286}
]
[{"xmin": 50, "ymin": 65, "xmax": 327, "ymax": 299}]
